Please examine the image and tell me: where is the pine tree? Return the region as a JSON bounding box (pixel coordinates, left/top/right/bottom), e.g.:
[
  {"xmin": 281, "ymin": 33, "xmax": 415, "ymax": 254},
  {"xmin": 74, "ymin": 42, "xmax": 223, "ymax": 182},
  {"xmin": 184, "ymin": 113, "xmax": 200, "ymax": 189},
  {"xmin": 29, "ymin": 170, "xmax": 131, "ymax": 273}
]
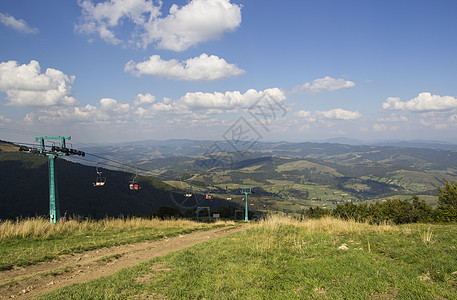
[{"xmin": 437, "ymin": 180, "xmax": 457, "ymax": 210}]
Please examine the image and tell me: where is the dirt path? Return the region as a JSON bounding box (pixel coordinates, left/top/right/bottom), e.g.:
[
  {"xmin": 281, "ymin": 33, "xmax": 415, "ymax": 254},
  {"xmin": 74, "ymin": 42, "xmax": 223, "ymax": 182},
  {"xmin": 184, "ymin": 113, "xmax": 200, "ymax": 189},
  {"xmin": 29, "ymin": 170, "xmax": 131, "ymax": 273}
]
[{"xmin": 0, "ymin": 226, "xmax": 246, "ymax": 299}]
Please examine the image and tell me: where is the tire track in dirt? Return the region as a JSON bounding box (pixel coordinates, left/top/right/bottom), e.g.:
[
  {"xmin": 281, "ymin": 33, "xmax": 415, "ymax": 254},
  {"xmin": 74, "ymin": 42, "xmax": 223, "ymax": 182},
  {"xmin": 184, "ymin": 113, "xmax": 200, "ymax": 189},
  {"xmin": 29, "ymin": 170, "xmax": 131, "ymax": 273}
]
[{"xmin": 0, "ymin": 226, "xmax": 246, "ymax": 299}]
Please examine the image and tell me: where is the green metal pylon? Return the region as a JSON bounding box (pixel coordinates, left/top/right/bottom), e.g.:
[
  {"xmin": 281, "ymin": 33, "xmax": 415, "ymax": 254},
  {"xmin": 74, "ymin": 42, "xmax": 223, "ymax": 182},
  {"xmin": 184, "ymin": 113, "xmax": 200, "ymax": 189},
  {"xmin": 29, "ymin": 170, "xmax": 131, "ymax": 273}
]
[
  {"xmin": 196, "ymin": 207, "xmax": 210, "ymax": 223},
  {"xmin": 48, "ymin": 154, "xmax": 60, "ymax": 224},
  {"xmin": 240, "ymin": 187, "xmax": 253, "ymax": 222},
  {"xmin": 35, "ymin": 136, "xmax": 71, "ymax": 224}
]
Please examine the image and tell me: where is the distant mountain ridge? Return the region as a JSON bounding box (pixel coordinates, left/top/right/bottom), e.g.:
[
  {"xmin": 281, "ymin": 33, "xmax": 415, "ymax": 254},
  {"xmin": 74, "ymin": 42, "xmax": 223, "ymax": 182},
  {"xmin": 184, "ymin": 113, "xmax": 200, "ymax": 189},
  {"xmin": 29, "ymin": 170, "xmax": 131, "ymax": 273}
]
[
  {"xmin": 311, "ymin": 137, "xmax": 457, "ymax": 151},
  {"xmin": 81, "ymin": 139, "xmax": 457, "ymax": 173}
]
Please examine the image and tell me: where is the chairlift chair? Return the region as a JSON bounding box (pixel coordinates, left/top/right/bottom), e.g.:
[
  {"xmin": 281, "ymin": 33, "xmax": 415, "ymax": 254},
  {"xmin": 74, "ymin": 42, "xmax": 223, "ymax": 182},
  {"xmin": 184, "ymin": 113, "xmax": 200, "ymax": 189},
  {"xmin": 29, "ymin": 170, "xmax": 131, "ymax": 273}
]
[
  {"xmin": 205, "ymin": 187, "xmax": 212, "ymax": 200},
  {"xmin": 94, "ymin": 177, "xmax": 106, "ymax": 187},
  {"xmin": 93, "ymin": 163, "xmax": 106, "ymax": 187},
  {"xmin": 129, "ymin": 167, "xmax": 140, "ymax": 191},
  {"xmin": 129, "ymin": 182, "xmax": 140, "ymax": 191}
]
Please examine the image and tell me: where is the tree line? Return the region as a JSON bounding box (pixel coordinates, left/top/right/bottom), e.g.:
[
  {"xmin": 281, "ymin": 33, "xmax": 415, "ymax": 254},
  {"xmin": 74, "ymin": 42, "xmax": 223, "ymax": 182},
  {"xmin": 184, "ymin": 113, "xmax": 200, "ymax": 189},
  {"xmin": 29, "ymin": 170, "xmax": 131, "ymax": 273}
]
[{"xmin": 302, "ymin": 180, "xmax": 457, "ymax": 224}]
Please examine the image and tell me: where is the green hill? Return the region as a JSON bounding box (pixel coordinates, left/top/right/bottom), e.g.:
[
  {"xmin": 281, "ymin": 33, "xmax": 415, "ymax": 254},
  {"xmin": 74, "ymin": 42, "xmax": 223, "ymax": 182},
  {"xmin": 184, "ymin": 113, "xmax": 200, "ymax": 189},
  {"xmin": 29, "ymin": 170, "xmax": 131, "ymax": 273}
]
[{"xmin": 0, "ymin": 142, "xmax": 232, "ymax": 219}]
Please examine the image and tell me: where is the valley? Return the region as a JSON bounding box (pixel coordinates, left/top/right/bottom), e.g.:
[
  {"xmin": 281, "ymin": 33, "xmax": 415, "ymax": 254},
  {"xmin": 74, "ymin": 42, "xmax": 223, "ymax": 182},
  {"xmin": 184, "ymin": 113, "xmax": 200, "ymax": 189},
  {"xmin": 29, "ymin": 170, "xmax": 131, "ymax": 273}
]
[{"xmin": 2, "ymin": 139, "xmax": 457, "ymax": 219}]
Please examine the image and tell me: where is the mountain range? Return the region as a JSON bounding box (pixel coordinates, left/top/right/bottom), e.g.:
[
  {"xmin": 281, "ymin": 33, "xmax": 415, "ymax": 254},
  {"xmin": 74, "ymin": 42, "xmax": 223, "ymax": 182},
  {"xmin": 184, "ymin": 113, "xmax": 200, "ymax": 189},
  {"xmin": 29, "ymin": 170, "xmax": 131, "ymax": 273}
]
[{"xmin": 2, "ymin": 138, "xmax": 457, "ymax": 218}]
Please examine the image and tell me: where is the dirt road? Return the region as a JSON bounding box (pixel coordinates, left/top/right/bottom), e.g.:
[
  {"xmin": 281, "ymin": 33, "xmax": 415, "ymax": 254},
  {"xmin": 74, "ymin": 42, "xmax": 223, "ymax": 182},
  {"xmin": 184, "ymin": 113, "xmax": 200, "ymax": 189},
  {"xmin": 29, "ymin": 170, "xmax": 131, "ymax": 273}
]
[{"xmin": 0, "ymin": 226, "xmax": 246, "ymax": 299}]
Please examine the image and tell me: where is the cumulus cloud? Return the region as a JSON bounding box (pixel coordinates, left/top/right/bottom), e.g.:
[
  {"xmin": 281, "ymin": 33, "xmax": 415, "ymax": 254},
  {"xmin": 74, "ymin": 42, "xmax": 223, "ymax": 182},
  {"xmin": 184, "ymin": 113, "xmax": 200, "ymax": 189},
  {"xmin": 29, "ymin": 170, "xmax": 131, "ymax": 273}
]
[
  {"xmin": 99, "ymin": 97, "xmax": 130, "ymax": 113},
  {"xmin": 292, "ymin": 76, "xmax": 355, "ymax": 94},
  {"xmin": 135, "ymin": 88, "xmax": 286, "ymax": 118},
  {"xmin": 25, "ymin": 98, "xmax": 131, "ymax": 124},
  {"xmin": 294, "ymin": 110, "xmax": 312, "ymax": 118},
  {"xmin": 382, "ymin": 92, "xmax": 457, "ymax": 112},
  {"xmin": 0, "ymin": 13, "xmax": 39, "ymax": 34},
  {"xmin": 76, "ymin": 0, "xmax": 242, "ymax": 51},
  {"xmin": 76, "ymin": 0, "xmax": 161, "ymax": 45},
  {"xmin": 294, "ymin": 110, "xmax": 317, "ymax": 123},
  {"xmin": 0, "ymin": 60, "xmax": 77, "ymax": 107},
  {"xmin": 294, "ymin": 108, "xmax": 361, "ymax": 124},
  {"xmin": 133, "ymin": 93, "xmax": 156, "ymax": 106},
  {"xmin": 125, "ymin": 53, "xmax": 245, "ymax": 81},
  {"xmin": 315, "ymin": 108, "xmax": 361, "ymax": 120},
  {"xmin": 141, "ymin": 0, "xmax": 242, "ymax": 51}
]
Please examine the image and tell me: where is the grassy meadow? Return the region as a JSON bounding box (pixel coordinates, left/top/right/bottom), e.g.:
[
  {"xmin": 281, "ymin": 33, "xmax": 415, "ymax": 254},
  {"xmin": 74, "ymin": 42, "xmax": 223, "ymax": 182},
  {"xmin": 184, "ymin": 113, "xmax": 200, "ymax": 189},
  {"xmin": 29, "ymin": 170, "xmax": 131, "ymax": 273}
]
[
  {"xmin": 0, "ymin": 217, "xmax": 233, "ymax": 271},
  {"xmin": 31, "ymin": 216, "xmax": 457, "ymax": 299}
]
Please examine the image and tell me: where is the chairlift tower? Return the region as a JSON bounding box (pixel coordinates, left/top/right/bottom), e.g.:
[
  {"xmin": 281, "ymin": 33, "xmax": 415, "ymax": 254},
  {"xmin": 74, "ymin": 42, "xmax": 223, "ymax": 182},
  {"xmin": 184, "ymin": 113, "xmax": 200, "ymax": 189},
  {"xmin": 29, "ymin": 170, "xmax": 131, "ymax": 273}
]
[
  {"xmin": 196, "ymin": 207, "xmax": 211, "ymax": 223},
  {"xmin": 240, "ymin": 187, "xmax": 253, "ymax": 222},
  {"xmin": 34, "ymin": 136, "xmax": 84, "ymax": 224}
]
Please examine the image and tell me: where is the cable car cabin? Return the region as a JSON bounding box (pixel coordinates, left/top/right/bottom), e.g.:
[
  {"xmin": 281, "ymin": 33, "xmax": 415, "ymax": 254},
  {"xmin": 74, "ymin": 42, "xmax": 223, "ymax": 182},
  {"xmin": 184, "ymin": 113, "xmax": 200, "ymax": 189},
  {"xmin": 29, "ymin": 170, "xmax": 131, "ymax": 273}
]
[
  {"xmin": 93, "ymin": 177, "xmax": 106, "ymax": 187},
  {"xmin": 129, "ymin": 183, "xmax": 140, "ymax": 191},
  {"xmin": 206, "ymin": 195, "xmax": 212, "ymax": 200}
]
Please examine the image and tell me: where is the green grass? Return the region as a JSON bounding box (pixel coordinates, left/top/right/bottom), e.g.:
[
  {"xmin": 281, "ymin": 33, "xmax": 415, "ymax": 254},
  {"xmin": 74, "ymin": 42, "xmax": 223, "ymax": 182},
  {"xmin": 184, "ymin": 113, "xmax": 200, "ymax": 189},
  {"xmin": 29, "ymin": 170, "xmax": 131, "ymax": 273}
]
[
  {"xmin": 276, "ymin": 160, "xmax": 342, "ymax": 177},
  {"xmin": 36, "ymin": 217, "xmax": 457, "ymax": 299},
  {"xmin": 0, "ymin": 217, "xmax": 232, "ymax": 270}
]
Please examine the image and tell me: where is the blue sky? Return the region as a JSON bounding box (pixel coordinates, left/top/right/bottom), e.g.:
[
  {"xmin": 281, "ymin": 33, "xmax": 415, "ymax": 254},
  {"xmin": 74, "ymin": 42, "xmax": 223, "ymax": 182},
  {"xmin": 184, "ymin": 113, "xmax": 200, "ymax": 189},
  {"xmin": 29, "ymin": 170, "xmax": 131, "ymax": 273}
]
[{"xmin": 1, "ymin": 0, "xmax": 457, "ymax": 144}]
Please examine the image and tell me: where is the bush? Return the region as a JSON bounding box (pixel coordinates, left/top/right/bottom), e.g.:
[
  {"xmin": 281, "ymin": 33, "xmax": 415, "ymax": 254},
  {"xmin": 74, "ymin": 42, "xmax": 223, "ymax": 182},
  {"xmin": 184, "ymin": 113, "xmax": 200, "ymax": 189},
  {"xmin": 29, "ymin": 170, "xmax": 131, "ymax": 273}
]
[{"xmin": 155, "ymin": 206, "xmax": 182, "ymax": 219}]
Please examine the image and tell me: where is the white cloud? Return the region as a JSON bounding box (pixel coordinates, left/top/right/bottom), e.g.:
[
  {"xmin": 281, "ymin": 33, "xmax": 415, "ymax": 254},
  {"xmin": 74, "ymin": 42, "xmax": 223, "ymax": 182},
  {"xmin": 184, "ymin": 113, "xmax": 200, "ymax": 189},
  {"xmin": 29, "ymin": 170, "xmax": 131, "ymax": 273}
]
[
  {"xmin": 99, "ymin": 97, "xmax": 130, "ymax": 113},
  {"xmin": 76, "ymin": 0, "xmax": 242, "ymax": 51},
  {"xmin": 294, "ymin": 110, "xmax": 317, "ymax": 123},
  {"xmin": 0, "ymin": 60, "xmax": 77, "ymax": 107},
  {"xmin": 292, "ymin": 76, "xmax": 355, "ymax": 94},
  {"xmin": 382, "ymin": 92, "xmax": 457, "ymax": 112},
  {"xmin": 76, "ymin": 0, "xmax": 161, "ymax": 45},
  {"xmin": 25, "ymin": 98, "xmax": 131, "ymax": 124},
  {"xmin": 420, "ymin": 119, "xmax": 449, "ymax": 130},
  {"xmin": 135, "ymin": 88, "xmax": 286, "ymax": 118},
  {"xmin": 181, "ymin": 88, "xmax": 285, "ymax": 109},
  {"xmin": 373, "ymin": 123, "xmax": 388, "ymax": 132},
  {"xmin": 125, "ymin": 53, "xmax": 245, "ymax": 81},
  {"xmin": 135, "ymin": 101, "xmax": 188, "ymax": 118},
  {"xmin": 0, "ymin": 115, "xmax": 12, "ymax": 123},
  {"xmin": 142, "ymin": 0, "xmax": 242, "ymax": 51},
  {"xmin": 315, "ymin": 108, "xmax": 361, "ymax": 120},
  {"xmin": 294, "ymin": 110, "xmax": 312, "ymax": 118},
  {"xmin": 133, "ymin": 93, "xmax": 156, "ymax": 106},
  {"xmin": 377, "ymin": 114, "xmax": 408, "ymax": 122},
  {"xmin": 294, "ymin": 108, "xmax": 361, "ymax": 124},
  {"xmin": 0, "ymin": 13, "xmax": 38, "ymax": 34}
]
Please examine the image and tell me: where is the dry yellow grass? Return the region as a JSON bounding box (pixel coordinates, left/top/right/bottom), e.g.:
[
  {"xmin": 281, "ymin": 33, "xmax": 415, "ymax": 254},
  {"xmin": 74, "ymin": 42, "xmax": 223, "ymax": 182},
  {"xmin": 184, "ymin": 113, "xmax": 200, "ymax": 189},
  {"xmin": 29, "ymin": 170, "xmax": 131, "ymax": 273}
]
[
  {"xmin": 255, "ymin": 214, "xmax": 396, "ymax": 234},
  {"xmin": 421, "ymin": 227, "xmax": 435, "ymax": 245},
  {"xmin": 245, "ymin": 215, "xmax": 401, "ymax": 257},
  {"xmin": 0, "ymin": 217, "xmax": 234, "ymax": 240},
  {"xmin": 0, "ymin": 142, "xmax": 19, "ymax": 152}
]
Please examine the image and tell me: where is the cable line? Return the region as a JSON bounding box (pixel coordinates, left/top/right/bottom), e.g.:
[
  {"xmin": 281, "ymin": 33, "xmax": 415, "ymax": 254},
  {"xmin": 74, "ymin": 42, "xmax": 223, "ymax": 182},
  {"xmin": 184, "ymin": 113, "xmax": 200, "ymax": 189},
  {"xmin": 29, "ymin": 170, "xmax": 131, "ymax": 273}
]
[{"xmin": 3, "ymin": 133, "xmax": 208, "ymax": 190}]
